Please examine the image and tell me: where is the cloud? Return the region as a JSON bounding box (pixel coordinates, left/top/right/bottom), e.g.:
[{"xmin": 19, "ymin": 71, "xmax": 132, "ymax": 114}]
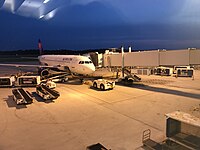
[
  {"xmin": 49, "ymin": 1, "xmax": 125, "ymax": 27},
  {"xmin": 0, "ymin": 0, "xmax": 101, "ymax": 19}
]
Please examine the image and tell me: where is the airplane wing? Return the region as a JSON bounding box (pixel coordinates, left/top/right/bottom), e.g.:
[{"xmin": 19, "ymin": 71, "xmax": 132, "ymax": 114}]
[
  {"xmin": 0, "ymin": 63, "xmax": 55, "ymax": 68},
  {"xmin": 0, "ymin": 63, "xmax": 71, "ymax": 78},
  {"xmin": 20, "ymin": 57, "xmax": 39, "ymax": 60}
]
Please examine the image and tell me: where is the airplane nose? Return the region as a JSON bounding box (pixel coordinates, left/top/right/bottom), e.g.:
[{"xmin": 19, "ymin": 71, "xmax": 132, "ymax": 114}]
[{"xmin": 86, "ymin": 65, "xmax": 95, "ymax": 74}]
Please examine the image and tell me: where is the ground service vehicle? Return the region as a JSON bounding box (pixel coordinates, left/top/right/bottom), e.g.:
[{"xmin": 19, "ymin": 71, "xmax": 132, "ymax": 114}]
[
  {"xmin": 12, "ymin": 88, "xmax": 33, "ymax": 105},
  {"xmin": 50, "ymin": 74, "xmax": 69, "ymax": 83},
  {"xmin": 174, "ymin": 66, "xmax": 194, "ymax": 77},
  {"xmin": 0, "ymin": 76, "xmax": 16, "ymax": 87},
  {"xmin": 45, "ymin": 80, "xmax": 56, "ymax": 89},
  {"xmin": 36, "ymin": 84, "xmax": 60, "ymax": 100},
  {"xmin": 17, "ymin": 75, "xmax": 41, "ymax": 87},
  {"xmin": 154, "ymin": 67, "xmax": 173, "ymax": 76},
  {"xmin": 92, "ymin": 79, "xmax": 115, "ymax": 90}
]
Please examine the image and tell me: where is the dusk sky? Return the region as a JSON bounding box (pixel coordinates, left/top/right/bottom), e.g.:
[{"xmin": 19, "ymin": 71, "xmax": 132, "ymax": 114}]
[{"xmin": 0, "ymin": 0, "xmax": 200, "ymax": 50}]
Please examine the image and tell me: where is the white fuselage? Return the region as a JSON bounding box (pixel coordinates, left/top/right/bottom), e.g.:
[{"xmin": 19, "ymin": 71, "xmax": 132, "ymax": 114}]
[{"xmin": 38, "ymin": 55, "xmax": 95, "ymax": 75}]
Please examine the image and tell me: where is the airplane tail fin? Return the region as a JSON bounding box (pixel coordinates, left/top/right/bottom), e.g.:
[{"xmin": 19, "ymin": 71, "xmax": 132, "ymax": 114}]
[{"xmin": 38, "ymin": 39, "xmax": 43, "ymax": 55}]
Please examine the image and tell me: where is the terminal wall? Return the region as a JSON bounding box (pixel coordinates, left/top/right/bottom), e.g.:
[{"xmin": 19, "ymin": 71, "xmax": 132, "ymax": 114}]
[
  {"xmin": 124, "ymin": 51, "xmax": 159, "ymax": 67},
  {"xmin": 159, "ymin": 50, "xmax": 190, "ymax": 66},
  {"xmin": 190, "ymin": 50, "xmax": 200, "ymax": 65}
]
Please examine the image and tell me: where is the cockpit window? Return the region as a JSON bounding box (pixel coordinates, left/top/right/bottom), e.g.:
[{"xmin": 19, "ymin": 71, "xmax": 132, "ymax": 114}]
[{"xmin": 79, "ymin": 61, "xmax": 93, "ymax": 64}]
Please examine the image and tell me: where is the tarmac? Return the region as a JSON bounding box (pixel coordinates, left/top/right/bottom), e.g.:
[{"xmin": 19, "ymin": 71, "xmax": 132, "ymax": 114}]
[{"xmin": 0, "ymin": 66, "xmax": 200, "ymax": 150}]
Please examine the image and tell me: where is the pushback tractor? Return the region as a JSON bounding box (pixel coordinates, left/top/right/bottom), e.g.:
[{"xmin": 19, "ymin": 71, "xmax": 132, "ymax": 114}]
[{"xmin": 92, "ymin": 79, "xmax": 115, "ymax": 91}]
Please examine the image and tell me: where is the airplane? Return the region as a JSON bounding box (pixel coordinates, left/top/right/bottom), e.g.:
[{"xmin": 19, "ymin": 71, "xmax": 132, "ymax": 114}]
[
  {"xmin": 0, "ymin": 55, "xmax": 95, "ymax": 77},
  {"xmin": 38, "ymin": 54, "xmax": 95, "ymax": 76},
  {"xmin": 0, "ymin": 40, "xmax": 96, "ymax": 78}
]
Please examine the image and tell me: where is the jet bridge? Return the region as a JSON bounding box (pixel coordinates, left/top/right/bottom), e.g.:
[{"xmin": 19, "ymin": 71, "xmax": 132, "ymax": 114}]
[{"xmin": 103, "ymin": 49, "xmax": 200, "ymax": 67}]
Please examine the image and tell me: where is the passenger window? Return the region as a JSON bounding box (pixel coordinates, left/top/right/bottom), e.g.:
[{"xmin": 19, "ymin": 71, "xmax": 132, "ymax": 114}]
[
  {"xmin": 85, "ymin": 61, "xmax": 89, "ymax": 64},
  {"xmin": 79, "ymin": 61, "xmax": 84, "ymax": 64}
]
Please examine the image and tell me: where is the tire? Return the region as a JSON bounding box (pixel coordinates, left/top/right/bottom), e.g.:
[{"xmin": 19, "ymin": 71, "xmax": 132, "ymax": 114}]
[
  {"xmin": 100, "ymin": 84, "xmax": 105, "ymax": 91},
  {"xmin": 80, "ymin": 79, "xmax": 84, "ymax": 84},
  {"xmin": 93, "ymin": 82, "xmax": 97, "ymax": 88}
]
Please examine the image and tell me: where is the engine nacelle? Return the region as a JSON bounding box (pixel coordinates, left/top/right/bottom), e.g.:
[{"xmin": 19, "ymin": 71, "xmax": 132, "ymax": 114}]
[
  {"xmin": 41, "ymin": 69, "xmax": 50, "ymax": 77},
  {"xmin": 37, "ymin": 68, "xmax": 50, "ymax": 78},
  {"xmin": 38, "ymin": 67, "xmax": 69, "ymax": 79}
]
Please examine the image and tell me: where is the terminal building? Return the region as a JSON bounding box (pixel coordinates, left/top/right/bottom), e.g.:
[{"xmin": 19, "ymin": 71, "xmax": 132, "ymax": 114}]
[{"xmin": 90, "ymin": 47, "xmax": 200, "ymax": 76}]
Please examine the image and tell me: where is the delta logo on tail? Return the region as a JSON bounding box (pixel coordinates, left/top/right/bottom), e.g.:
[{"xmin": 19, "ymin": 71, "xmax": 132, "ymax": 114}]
[{"xmin": 38, "ymin": 39, "xmax": 43, "ymax": 55}]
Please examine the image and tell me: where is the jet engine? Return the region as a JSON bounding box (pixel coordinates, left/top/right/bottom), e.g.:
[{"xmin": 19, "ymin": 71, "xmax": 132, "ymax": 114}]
[
  {"xmin": 41, "ymin": 69, "xmax": 50, "ymax": 77},
  {"xmin": 38, "ymin": 67, "xmax": 69, "ymax": 79}
]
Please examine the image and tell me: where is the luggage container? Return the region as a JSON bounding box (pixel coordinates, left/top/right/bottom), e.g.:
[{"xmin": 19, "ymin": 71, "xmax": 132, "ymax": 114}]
[
  {"xmin": 0, "ymin": 76, "xmax": 16, "ymax": 87},
  {"xmin": 17, "ymin": 75, "xmax": 40, "ymax": 87}
]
